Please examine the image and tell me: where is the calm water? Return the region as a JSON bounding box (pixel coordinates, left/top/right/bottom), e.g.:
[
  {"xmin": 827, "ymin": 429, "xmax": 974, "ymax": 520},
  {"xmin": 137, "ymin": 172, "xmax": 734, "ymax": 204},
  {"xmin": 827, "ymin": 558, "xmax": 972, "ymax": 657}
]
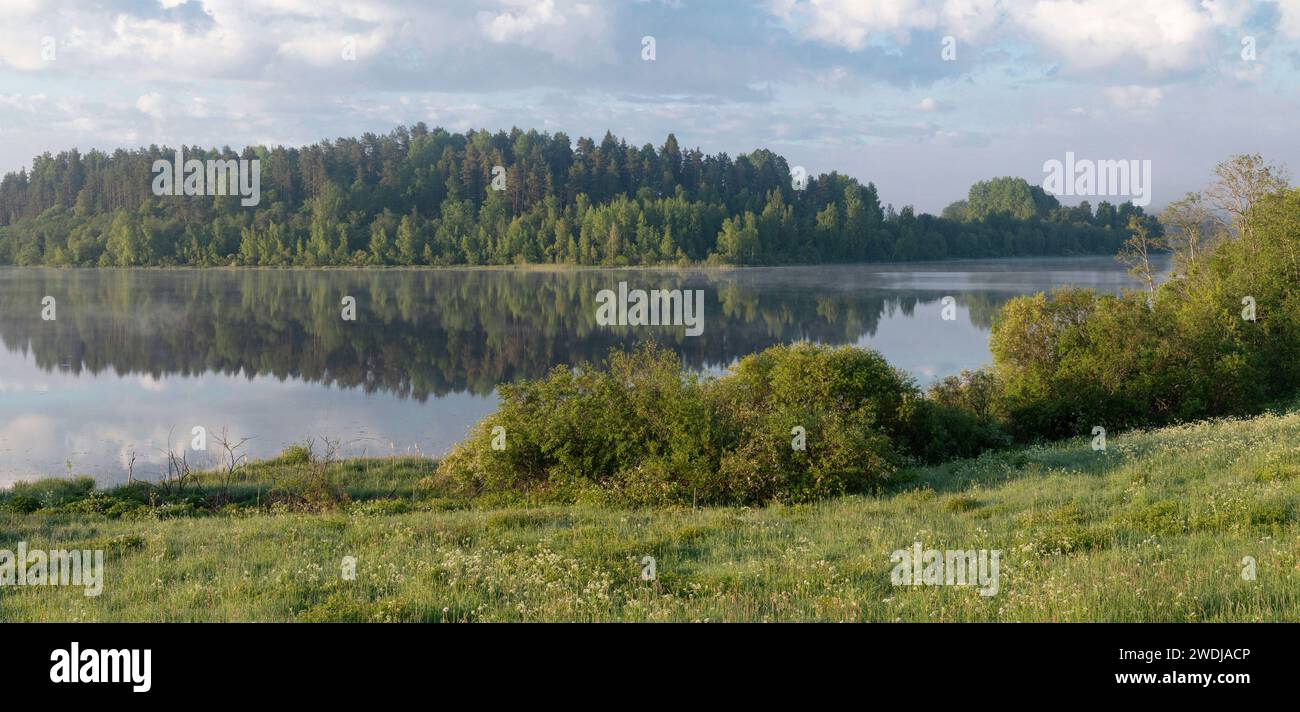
[{"xmin": 0, "ymin": 257, "xmax": 1165, "ymax": 485}]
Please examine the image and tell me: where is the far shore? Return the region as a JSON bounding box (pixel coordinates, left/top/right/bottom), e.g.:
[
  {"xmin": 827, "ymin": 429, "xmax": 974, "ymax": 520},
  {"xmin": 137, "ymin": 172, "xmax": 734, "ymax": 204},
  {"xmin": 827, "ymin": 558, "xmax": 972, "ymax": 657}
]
[{"xmin": 0, "ymin": 251, "xmax": 1157, "ymax": 273}]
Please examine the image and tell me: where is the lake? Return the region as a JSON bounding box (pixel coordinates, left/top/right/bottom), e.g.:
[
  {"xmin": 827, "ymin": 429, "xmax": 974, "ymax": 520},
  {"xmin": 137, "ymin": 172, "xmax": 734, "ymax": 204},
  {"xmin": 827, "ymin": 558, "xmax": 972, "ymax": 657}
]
[{"xmin": 0, "ymin": 256, "xmax": 1166, "ymax": 485}]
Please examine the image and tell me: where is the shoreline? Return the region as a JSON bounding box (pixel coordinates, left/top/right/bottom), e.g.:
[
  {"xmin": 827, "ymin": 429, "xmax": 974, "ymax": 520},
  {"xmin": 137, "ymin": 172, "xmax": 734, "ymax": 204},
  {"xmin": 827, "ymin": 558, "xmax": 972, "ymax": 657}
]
[{"xmin": 0, "ymin": 250, "xmax": 1161, "ymax": 273}]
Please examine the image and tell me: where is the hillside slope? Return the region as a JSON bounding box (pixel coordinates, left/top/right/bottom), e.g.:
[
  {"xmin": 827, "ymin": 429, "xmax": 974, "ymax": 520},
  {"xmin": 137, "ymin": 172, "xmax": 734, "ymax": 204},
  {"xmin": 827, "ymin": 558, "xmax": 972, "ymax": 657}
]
[{"xmin": 2, "ymin": 407, "xmax": 1298, "ymax": 622}]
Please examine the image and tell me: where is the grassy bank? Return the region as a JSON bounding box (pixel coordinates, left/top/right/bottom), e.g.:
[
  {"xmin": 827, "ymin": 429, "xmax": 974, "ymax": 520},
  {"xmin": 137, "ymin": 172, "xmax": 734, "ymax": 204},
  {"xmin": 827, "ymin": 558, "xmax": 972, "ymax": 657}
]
[{"xmin": 2, "ymin": 407, "xmax": 1298, "ymax": 622}]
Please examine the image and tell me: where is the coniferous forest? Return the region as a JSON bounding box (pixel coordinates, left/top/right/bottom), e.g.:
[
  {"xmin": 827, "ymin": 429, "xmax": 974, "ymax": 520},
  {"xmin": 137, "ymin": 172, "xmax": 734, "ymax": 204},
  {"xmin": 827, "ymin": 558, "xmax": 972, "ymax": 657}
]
[{"xmin": 0, "ymin": 125, "xmax": 1158, "ymax": 267}]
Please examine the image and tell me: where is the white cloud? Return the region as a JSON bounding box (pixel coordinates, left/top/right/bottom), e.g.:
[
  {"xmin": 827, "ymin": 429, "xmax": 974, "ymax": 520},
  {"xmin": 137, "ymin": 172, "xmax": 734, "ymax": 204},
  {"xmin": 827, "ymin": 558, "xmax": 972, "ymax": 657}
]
[
  {"xmin": 1278, "ymin": 0, "xmax": 1300, "ymax": 38},
  {"xmin": 940, "ymin": 0, "xmax": 1005, "ymax": 39},
  {"xmin": 1103, "ymin": 85, "xmax": 1164, "ymax": 111},
  {"xmin": 478, "ymin": 0, "xmax": 567, "ymax": 42},
  {"xmin": 772, "ymin": 0, "xmax": 1260, "ymax": 74},
  {"xmin": 135, "ymin": 92, "xmax": 165, "ymax": 119},
  {"xmin": 0, "ymin": 93, "xmax": 47, "ymax": 112},
  {"xmin": 187, "ymin": 96, "xmax": 211, "ymax": 118},
  {"xmin": 0, "ymin": 0, "xmax": 44, "ymax": 18},
  {"xmin": 0, "ymin": 1, "xmax": 609, "ymax": 78},
  {"xmin": 1014, "ymin": 0, "xmax": 1225, "ymax": 74},
  {"xmin": 769, "ymin": 0, "xmax": 1005, "ymax": 47},
  {"xmin": 277, "ymin": 28, "xmax": 388, "ymax": 66},
  {"xmin": 1200, "ymin": 0, "xmax": 1252, "ymax": 26},
  {"xmin": 476, "ymin": 0, "xmax": 609, "ymax": 62},
  {"xmin": 772, "ymin": 0, "xmax": 943, "ymax": 49}
]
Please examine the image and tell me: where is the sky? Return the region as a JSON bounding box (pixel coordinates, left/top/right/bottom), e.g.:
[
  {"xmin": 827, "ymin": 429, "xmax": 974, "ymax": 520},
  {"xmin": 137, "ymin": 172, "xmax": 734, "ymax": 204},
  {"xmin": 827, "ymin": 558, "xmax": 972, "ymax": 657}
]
[{"xmin": 0, "ymin": 0, "xmax": 1298, "ymax": 213}]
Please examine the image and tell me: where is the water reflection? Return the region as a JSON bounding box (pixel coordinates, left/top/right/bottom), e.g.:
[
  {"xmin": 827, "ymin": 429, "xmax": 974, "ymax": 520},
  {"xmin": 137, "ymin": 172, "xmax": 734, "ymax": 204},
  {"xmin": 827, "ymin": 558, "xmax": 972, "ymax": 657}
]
[{"xmin": 0, "ymin": 257, "xmax": 1162, "ymax": 483}]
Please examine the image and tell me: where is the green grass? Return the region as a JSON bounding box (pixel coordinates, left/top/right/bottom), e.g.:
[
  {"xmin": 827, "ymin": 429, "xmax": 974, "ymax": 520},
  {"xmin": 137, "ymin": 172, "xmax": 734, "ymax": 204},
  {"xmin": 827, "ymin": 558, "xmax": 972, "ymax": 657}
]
[{"xmin": 2, "ymin": 409, "xmax": 1299, "ymax": 621}]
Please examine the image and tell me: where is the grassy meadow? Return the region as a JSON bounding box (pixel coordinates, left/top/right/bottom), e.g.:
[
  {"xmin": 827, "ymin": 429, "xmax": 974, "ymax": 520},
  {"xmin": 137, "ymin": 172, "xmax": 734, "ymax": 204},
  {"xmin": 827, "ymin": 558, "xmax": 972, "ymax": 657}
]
[{"xmin": 2, "ymin": 405, "xmax": 1298, "ymax": 622}]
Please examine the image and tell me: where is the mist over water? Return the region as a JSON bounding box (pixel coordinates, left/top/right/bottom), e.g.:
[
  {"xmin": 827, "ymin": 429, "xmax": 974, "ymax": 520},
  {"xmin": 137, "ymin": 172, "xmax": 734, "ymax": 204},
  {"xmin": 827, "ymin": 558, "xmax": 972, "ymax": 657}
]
[{"xmin": 0, "ymin": 256, "xmax": 1166, "ymax": 484}]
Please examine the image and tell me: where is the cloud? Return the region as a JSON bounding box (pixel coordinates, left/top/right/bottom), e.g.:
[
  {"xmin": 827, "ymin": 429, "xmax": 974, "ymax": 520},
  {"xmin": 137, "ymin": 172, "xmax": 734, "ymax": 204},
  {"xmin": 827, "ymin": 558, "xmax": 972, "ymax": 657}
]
[
  {"xmin": 1279, "ymin": 0, "xmax": 1300, "ymax": 39},
  {"xmin": 1200, "ymin": 0, "xmax": 1253, "ymax": 26},
  {"xmin": 478, "ymin": 0, "xmax": 568, "ymax": 42},
  {"xmin": 476, "ymin": 0, "xmax": 611, "ymax": 62},
  {"xmin": 1102, "ymin": 85, "xmax": 1164, "ymax": 111},
  {"xmin": 939, "ymin": 0, "xmax": 1005, "ymax": 39},
  {"xmin": 771, "ymin": 0, "xmax": 944, "ymax": 49},
  {"xmin": 768, "ymin": 0, "xmax": 1004, "ymax": 47},
  {"xmin": 0, "ymin": 0, "xmax": 612, "ymax": 80},
  {"xmin": 770, "ymin": 0, "xmax": 1269, "ymax": 75},
  {"xmin": 913, "ymin": 97, "xmax": 945, "ymax": 111},
  {"xmin": 0, "ymin": 93, "xmax": 48, "ymax": 113},
  {"xmin": 1013, "ymin": 0, "xmax": 1225, "ymax": 74},
  {"xmin": 135, "ymin": 92, "xmax": 165, "ymax": 119}
]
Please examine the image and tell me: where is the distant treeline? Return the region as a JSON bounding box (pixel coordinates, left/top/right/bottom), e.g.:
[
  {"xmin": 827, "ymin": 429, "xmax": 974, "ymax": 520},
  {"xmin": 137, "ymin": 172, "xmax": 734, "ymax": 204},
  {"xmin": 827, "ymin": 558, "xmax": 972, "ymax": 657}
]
[{"xmin": 0, "ymin": 124, "xmax": 1159, "ymax": 267}]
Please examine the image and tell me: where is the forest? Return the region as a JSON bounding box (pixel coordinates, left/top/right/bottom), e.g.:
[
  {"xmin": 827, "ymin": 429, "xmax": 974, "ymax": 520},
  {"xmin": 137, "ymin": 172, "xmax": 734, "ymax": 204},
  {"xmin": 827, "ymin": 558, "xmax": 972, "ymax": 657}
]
[{"xmin": 0, "ymin": 125, "xmax": 1159, "ymax": 267}]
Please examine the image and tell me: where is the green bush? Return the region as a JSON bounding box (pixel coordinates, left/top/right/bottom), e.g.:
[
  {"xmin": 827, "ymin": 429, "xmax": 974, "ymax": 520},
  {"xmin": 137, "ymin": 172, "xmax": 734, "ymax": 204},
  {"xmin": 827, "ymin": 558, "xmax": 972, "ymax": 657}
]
[
  {"xmin": 900, "ymin": 393, "xmax": 1011, "ymax": 463},
  {"xmin": 712, "ymin": 342, "xmax": 918, "ymax": 500},
  {"xmin": 54, "ymin": 494, "xmax": 118, "ymax": 516},
  {"xmin": 437, "ymin": 341, "xmax": 962, "ymax": 505},
  {"xmin": 6, "ymin": 476, "xmax": 96, "ymax": 508},
  {"xmin": 151, "ymin": 500, "xmax": 207, "ymax": 519},
  {"xmin": 438, "ymin": 342, "xmax": 721, "ymax": 503},
  {"xmin": 990, "ymin": 187, "xmax": 1300, "ymax": 441},
  {"xmin": 349, "ymin": 499, "xmax": 413, "ymax": 516},
  {"xmin": 276, "ymin": 443, "xmax": 314, "ymax": 466},
  {"xmin": 1, "ymin": 495, "xmax": 42, "ymax": 514}
]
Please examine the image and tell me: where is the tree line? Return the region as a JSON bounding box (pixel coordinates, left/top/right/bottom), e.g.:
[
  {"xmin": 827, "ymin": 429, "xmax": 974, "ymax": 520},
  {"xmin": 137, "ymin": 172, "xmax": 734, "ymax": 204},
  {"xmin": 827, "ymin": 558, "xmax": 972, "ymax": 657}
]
[{"xmin": 0, "ymin": 125, "xmax": 1158, "ymax": 267}]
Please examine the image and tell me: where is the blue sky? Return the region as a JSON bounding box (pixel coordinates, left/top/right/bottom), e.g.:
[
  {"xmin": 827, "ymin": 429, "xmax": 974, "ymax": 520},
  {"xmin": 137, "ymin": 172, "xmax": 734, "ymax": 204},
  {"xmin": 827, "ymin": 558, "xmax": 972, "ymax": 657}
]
[{"xmin": 0, "ymin": 0, "xmax": 1298, "ymax": 212}]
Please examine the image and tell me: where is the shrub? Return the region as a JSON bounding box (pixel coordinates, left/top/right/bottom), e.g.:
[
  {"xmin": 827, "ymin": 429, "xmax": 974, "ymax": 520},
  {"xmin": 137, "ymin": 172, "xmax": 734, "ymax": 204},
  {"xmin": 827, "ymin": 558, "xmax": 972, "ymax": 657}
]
[
  {"xmin": 438, "ymin": 341, "xmax": 931, "ymax": 505},
  {"xmin": 276, "ymin": 443, "xmax": 314, "ymax": 466},
  {"xmin": 151, "ymin": 500, "xmax": 207, "ymax": 519},
  {"xmin": 1, "ymin": 495, "xmax": 42, "ymax": 514},
  {"xmin": 944, "ymin": 493, "xmax": 981, "ymax": 513},
  {"xmin": 349, "ymin": 499, "xmax": 413, "ymax": 516},
  {"xmin": 990, "ymin": 188, "xmax": 1300, "ymax": 442},
  {"xmin": 712, "ymin": 342, "xmax": 916, "ymax": 500},
  {"xmin": 6, "ymin": 476, "xmax": 96, "ymax": 508},
  {"xmin": 438, "ymin": 342, "xmax": 720, "ymax": 503},
  {"xmin": 899, "ymin": 394, "xmax": 1010, "ymax": 463}
]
